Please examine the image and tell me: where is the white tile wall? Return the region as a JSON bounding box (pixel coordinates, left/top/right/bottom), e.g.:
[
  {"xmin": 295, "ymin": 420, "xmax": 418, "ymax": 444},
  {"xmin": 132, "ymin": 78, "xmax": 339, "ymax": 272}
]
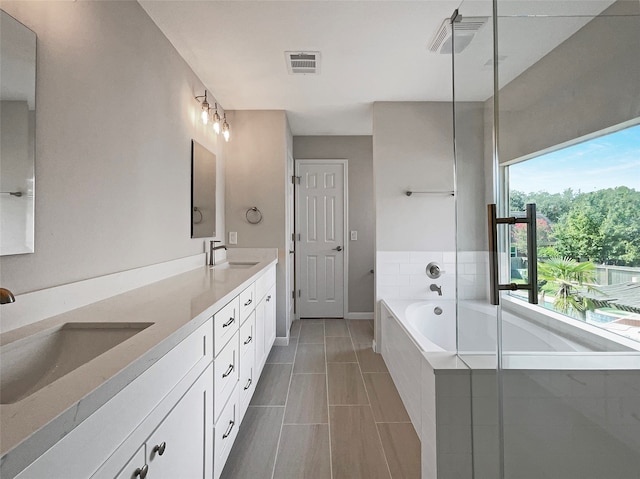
[
  {"xmin": 376, "ymin": 251, "xmax": 456, "ymax": 301},
  {"xmin": 457, "ymin": 251, "xmax": 488, "ymax": 301},
  {"xmin": 376, "ymin": 250, "xmax": 489, "ymax": 303}
]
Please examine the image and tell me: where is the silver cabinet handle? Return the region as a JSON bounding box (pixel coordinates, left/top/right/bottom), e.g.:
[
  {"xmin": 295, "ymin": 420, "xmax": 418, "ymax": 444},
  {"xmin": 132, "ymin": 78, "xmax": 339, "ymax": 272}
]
[
  {"xmin": 152, "ymin": 441, "xmax": 166, "ymax": 456},
  {"xmin": 222, "ymin": 364, "xmax": 234, "ymax": 378},
  {"xmin": 333, "ymin": 246, "xmax": 343, "ymax": 251},
  {"xmin": 244, "ymin": 378, "xmax": 252, "ymax": 390},
  {"xmin": 244, "ymin": 335, "xmax": 252, "ymax": 345},
  {"xmin": 244, "ymin": 298, "xmax": 252, "ymax": 306},
  {"xmin": 222, "ymin": 420, "xmax": 235, "ymax": 439},
  {"xmin": 134, "ymin": 464, "xmax": 149, "ymax": 479},
  {"xmin": 488, "ymin": 203, "xmax": 538, "ymax": 305},
  {"xmin": 266, "ymin": 295, "xmax": 271, "ymax": 302},
  {"xmin": 222, "ymin": 317, "xmax": 235, "ymax": 328}
]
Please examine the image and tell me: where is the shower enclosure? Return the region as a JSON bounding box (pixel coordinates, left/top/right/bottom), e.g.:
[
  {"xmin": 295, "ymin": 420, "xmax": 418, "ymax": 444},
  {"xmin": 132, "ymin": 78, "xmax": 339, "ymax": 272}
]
[{"xmin": 453, "ymin": 1, "xmax": 640, "ymax": 477}]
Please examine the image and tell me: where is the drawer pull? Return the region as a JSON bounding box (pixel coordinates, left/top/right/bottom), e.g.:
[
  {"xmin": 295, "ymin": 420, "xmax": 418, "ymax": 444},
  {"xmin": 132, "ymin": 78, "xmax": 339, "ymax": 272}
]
[
  {"xmin": 222, "ymin": 364, "xmax": 234, "ymax": 378},
  {"xmin": 222, "ymin": 317, "xmax": 235, "ymax": 328},
  {"xmin": 134, "ymin": 464, "xmax": 149, "ymax": 479},
  {"xmin": 266, "ymin": 295, "xmax": 271, "ymax": 302},
  {"xmin": 244, "ymin": 335, "xmax": 252, "ymax": 345},
  {"xmin": 222, "ymin": 420, "xmax": 235, "ymax": 439},
  {"xmin": 244, "ymin": 298, "xmax": 252, "ymax": 307},
  {"xmin": 153, "ymin": 441, "xmax": 166, "ymax": 456},
  {"xmin": 244, "ymin": 378, "xmax": 252, "ymax": 390}
]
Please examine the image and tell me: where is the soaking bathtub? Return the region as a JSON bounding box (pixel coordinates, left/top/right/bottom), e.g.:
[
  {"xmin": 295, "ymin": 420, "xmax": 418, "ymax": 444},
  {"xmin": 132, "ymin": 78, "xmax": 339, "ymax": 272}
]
[
  {"xmin": 383, "ymin": 298, "xmax": 593, "ymax": 355},
  {"xmin": 380, "ymin": 298, "xmax": 640, "ymax": 479}
]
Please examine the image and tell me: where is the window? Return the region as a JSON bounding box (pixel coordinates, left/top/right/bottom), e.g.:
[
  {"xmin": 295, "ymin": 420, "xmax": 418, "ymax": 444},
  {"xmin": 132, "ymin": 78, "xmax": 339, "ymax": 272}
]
[{"xmin": 507, "ymin": 123, "xmax": 640, "ymax": 343}]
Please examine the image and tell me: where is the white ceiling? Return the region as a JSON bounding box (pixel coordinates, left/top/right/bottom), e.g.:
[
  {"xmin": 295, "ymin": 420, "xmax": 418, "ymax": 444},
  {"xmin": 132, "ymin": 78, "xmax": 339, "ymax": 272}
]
[{"xmin": 139, "ymin": 1, "xmax": 614, "ymax": 136}]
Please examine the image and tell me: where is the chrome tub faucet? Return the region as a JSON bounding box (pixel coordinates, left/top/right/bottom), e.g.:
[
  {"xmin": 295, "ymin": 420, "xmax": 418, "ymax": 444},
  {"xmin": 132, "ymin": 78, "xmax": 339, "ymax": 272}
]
[{"xmin": 429, "ymin": 284, "xmax": 442, "ymax": 296}]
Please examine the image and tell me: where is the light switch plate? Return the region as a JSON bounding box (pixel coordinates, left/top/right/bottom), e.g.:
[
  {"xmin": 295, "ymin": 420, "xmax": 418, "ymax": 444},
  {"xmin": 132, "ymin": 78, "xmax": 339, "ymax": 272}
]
[
  {"xmin": 229, "ymin": 231, "xmax": 238, "ymax": 245},
  {"xmin": 350, "ymin": 230, "xmax": 357, "ymax": 241}
]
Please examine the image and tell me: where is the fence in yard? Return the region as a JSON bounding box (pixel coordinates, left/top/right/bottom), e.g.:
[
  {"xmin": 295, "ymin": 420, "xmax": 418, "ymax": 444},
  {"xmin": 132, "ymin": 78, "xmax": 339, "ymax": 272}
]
[{"xmin": 595, "ymin": 265, "xmax": 640, "ymax": 285}]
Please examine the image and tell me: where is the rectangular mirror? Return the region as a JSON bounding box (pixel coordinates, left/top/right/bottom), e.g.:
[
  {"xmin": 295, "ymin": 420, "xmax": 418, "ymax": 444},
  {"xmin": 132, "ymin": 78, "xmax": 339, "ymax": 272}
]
[
  {"xmin": 191, "ymin": 140, "xmax": 216, "ymax": 238},
  {"xmin": 0, "ymin": 10, "xmax": 36, "ymax": 256}
]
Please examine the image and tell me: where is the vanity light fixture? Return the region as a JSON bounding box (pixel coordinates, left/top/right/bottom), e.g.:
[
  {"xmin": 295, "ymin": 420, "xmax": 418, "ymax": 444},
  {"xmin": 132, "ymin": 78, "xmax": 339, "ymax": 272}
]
[
  {"xmin": 212, "ymin": 103, "xmax": 221, "ymax": 134},
  {"xmin": 222, "ymin": 114, "xmax": 230, "ymax": 142},
  {"xmin": 195, "ymin": 90, "xmax": 210, "ymax": 125}
]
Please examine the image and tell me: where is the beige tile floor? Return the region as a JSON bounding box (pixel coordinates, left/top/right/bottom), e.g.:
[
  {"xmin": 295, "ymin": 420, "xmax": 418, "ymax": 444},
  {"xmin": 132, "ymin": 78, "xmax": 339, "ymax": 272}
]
[{"xmin": 221, "ymin": 319, "xmax": 421, "ymax": 479}]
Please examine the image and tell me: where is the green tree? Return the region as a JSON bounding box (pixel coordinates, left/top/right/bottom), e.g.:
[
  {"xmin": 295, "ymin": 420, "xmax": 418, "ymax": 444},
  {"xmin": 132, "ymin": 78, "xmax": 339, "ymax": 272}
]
[
  {"xmin": 538, "ymin": 257, "xmax": 598, "ymax": 319},
  {"xmin": 554, "ymin": 187, "xmax": 640, "ymax": 266},
  {"xmin": 509, "ymin": 189, "xmax": 575, "ymax": 223}
]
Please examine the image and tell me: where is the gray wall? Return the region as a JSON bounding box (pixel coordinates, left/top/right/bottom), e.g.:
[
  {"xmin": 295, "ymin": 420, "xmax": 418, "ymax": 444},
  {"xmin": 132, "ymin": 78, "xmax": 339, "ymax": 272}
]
[
  {"xmin": 455, "ymin": 102, "xmax": 487, "ymax": 252},
  {"xmin": 0, "ymin": 1, "xmax": 225, "ymax": 295},
  {"xmin": 225, "ymin": 110, "xmax": 290, "ymax": 336},
  {"xmin": 293, "ymin": 136, "xmax": 375, "ymax": 314},
  {"xmin": 497, "ymin": 0, "xmax": 640, "ymax": 163},
  {"xmin": 373, "ymin": 102, "xmax": 455, "ymax": 252}
]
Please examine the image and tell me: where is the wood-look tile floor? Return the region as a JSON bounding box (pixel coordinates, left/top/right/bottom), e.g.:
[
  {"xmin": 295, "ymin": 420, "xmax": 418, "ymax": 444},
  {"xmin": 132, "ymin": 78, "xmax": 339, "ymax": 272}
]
[{"xmin": 221, "ymin": 319, "xmax": 421, "ymax": 479}]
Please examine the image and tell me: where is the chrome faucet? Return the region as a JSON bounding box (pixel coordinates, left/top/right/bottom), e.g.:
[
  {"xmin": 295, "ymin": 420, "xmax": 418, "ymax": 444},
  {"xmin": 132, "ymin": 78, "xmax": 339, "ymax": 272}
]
[
  {"xmin": 209, "ymin": 240, "xmax": 227, "ymax": 266},
  {"xmin": 429, "ymin": 284, "xmax": 442, "ymax": 296},
  {"xmin": 0, "ymin": 288, "xmax": 16, "ymax": 304}
]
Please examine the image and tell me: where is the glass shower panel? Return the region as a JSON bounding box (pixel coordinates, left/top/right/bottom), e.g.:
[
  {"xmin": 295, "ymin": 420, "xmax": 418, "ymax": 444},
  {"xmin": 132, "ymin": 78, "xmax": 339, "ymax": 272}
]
[
  {"xmin": 496, "ymin": 1, "xmax": 640, "ymax": 477},
  {"xmin": 452, "ymin": 1, "xmax": 501, "ymax": 477},
  {"xmin": 453, "ymin": 0, "xmax": 497, "ymax": 357}
]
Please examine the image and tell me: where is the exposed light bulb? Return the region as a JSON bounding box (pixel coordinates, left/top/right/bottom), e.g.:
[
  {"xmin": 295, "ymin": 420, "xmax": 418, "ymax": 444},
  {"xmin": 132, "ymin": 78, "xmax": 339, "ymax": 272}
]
[
  {"xmin": 213, "ymin": 108, "xmax": 221, "ymax": 134},
  {"xmin": 222, "ymin": 114, "xmax": 230, "ymax": 142},
  {"xmin": 201, "ymin": 101, "xmax": 209, "ymax": 125}
]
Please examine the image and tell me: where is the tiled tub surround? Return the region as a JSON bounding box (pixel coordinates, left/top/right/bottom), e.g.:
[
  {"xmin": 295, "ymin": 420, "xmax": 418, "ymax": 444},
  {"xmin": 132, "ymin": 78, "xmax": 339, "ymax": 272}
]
[
  {"xmin": 0, "ymin": 250, "xmax": 277, "ymax": 478},
  {"xmin": 376, "ymin": 251, "xmax": 456, "ymax": 301},
  {"xmin": 376, "ymin": 250, "xmax": 488, "ymax": 302},
  {"xmin": 221, "ymin": 318, "xmax": 421, "ymax": 479}
]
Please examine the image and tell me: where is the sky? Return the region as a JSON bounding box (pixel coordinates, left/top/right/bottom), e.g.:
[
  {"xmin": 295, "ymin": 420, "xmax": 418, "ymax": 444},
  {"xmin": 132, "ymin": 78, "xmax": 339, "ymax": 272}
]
[{"xmin": 509, "ymin": 124, "xmax": 640, "ymax": 194}]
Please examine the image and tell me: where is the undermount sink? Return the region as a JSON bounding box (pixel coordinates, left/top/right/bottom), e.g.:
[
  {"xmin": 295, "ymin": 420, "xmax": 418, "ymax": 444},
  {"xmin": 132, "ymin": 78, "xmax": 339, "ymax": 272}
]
[
  {"xmin": 0, "ymin": 322, "xmax": 152, "ymax": 405},
  {"xmin": 212, "ymin": 261, "xmax": 259, "ymax": 270}
]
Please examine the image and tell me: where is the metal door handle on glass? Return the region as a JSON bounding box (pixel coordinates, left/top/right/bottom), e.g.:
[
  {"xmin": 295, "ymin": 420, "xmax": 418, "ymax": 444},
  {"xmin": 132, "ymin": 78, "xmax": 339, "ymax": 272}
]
[{"xmin": 487, "ymin": 203, "xmax": 538, "ymax": 305}]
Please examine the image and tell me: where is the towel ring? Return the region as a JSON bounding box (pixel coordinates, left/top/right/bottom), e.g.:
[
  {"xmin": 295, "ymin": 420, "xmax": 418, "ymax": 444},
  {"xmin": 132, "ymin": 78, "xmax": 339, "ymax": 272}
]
[
  {"xmin": 246, "ymin": 206, "xmax": 263, "ymax": 224},
  {"xmin": 193, "ymin": 206, "xmax": 203, "ymax": 224}
]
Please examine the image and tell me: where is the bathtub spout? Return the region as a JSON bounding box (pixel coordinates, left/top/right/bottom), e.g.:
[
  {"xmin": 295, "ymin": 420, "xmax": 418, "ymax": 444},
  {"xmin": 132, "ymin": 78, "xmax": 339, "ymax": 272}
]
[{"xmin": 429, "ymin": 284, "xmax": 442, "ymax": 296}]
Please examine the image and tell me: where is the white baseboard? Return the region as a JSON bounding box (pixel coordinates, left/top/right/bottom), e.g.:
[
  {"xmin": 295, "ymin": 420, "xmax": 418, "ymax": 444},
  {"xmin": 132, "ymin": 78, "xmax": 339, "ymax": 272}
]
[
  {"xmin": 274, "ymin": 337, "xmax": 290, "ymax": 346},
  {"xmin": 346, "ymin": 312, "xmax": 374, "ymax": 320},
  {"xmin": 1, "ymin": 254, "xmax": 205, "ymax": 333}
]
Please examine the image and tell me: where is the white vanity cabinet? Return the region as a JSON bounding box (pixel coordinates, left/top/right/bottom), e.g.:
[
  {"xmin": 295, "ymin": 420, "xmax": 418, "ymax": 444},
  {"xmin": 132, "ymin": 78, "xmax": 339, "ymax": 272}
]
[
  {"xmin": 95, "ymin": 362, "xmax": 212, "ymax": 479},
  {"xmin": 238, "ymin": 311, "xmax": 256, "ymax": 423},
  {"xmin": 254, "ymin": 266, "xmax": 277, "ymax": 374},
  {"xmin": 9, "ymin": 261, "xmax": 278, "ymax": 479},
  {"xmin": 15, "ymin": 320, "xmax": 213, "ymax": 479}
]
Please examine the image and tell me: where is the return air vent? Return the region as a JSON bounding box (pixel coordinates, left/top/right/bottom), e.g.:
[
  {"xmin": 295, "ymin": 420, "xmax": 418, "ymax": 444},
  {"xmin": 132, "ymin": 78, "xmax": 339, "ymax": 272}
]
[
  {"xmin": 428, "ymin": 16, "xmax": 488, "ymax": 54},
  {"xmin": 285, "ymin": 51, "xmax": 320, "ymax": 75}
]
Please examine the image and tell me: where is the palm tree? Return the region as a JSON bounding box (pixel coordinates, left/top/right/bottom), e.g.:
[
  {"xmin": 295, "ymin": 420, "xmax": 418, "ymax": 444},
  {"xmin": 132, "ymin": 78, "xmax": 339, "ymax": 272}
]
[{"xmin": 537, "ymin": 256, "xmax": 599, "ymax": 319}]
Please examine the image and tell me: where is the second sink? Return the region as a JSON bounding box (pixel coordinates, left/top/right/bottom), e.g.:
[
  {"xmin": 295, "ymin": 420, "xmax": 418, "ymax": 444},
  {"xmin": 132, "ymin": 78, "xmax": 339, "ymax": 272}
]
[{"xmin": 212, "ymin": 262, "xmax": 259, "ymax": 270}]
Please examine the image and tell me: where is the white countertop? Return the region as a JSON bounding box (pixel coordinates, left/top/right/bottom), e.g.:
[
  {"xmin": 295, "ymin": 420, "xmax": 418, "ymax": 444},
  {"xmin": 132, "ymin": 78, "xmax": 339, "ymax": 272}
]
[{"xmin": 0, "ymin": 254, "xmax": 277, "ymax": 475}]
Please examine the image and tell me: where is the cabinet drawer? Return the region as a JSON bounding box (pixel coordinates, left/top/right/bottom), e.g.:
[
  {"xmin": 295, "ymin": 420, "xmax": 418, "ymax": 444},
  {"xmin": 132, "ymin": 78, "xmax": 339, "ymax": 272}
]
[
  {"xmin": 239, "ymin": 346, "xmax": 255, "ymax": 424},
  {"xmin": 213, "ymin": 386, "xmax": 239, "ymax": 479},
  {"xmin": 238, "ymin": 284, "xmax": 255, "ymax": 323},
  {"xmin": 214, "ymin": 297, "xmax": 240, "ymax": 356},
  {"xmin": 214, "ymin": 332, "xmax": 239, "ymax": 421},
  {"xmin": 239, "ymin": 311, "xmax": 255, "ymax": 359},
  {"xmin": 255, "ymin": 265, "xmax": 276, "ymax": 302}
]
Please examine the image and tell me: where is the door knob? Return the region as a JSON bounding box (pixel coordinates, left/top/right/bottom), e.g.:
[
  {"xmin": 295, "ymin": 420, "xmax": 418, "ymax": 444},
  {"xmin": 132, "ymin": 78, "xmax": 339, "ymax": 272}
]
[{"xmin": 333, "ymin": 246, "xmax": 343, "ymax": 252}]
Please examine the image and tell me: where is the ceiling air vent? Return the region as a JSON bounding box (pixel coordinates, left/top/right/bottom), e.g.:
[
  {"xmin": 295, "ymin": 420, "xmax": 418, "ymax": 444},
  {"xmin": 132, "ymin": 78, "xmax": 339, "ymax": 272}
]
[
  {"xmin": 285, "ymin": 51, "xmax": 320, "ymax": 75},
  {"xmin": 428, "ymin": 16, "xmax": 488, "ymax": 54}
]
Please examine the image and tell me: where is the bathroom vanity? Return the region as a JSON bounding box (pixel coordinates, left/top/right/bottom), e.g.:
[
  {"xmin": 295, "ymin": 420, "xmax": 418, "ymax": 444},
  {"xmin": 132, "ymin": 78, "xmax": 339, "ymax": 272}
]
[{"xmin": 0, "ymin": 254, "xmax": 277, "ymax": 479}]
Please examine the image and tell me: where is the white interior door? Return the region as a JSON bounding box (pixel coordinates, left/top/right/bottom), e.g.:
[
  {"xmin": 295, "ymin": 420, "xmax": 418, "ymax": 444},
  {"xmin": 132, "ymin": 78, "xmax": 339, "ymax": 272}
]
[{"xmin": 296, "ymin": 160, "xmax": 347, "ymax": 318}]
